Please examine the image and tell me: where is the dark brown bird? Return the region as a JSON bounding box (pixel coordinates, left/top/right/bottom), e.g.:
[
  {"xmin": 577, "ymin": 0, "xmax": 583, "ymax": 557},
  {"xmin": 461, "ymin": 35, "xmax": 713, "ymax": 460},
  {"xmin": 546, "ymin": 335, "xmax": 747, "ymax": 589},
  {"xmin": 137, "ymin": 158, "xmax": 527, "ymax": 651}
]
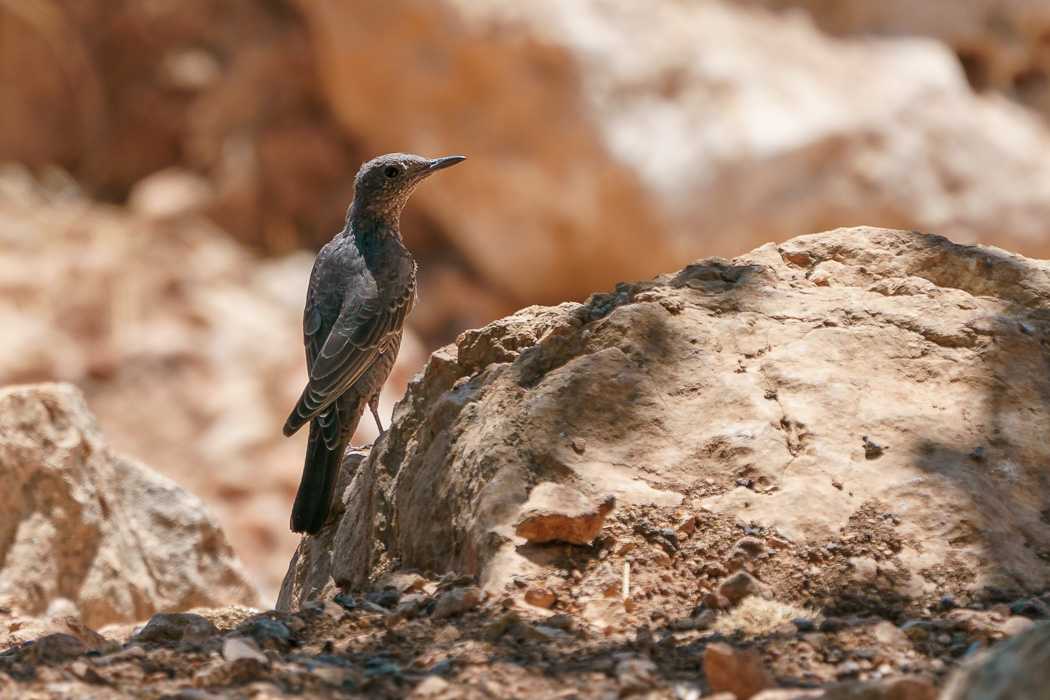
[{"xmin": 284, "ymin": 152, "xmax": 465, "ymax": 534}]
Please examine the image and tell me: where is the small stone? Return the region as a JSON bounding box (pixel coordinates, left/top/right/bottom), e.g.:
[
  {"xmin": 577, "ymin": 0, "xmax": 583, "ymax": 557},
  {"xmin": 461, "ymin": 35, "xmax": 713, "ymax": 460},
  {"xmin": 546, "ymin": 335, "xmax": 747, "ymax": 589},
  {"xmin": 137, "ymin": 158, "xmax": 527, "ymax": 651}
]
[
  {"xmin": 483, "ymin": 611, "xmax": 519, "ymax": 642},
  {"xmin": 939, "ymin": 594, "xmax": 956, "ymax": 611},
  {"xmin": 571, "ymin": 438, "xmax": 587, "ymax": 454},
  {"xmin": 431, "ymin": 585, "xmax": 483, "ymax": 619},
  {"xmin": 615, "ymin": 658, "xmax": 657, "ymax": 694},
  {"xmin": 372, "ymin": 590, "xmax": 401, "ymax": 609},
  {"xmin": 514, "ymin": 483, "xmax": 615, "ymax": 545},
  {"xmin": 718, "ymin": 571, "xmax": 774, "ymax": 606},
  {"xmin": 872, "ymin": 620, "xmax": 907, "ymax": 646},
  {"xmin": 222, "ymin": 637, "xmax": 267, "ymax": 665},
  {"xmin": 247, "ymin": 619, "xmax": 291, "ymax": 651},
  {"xmin": 131, "ymin": 612, "xmax": 219, "ymax": 648},
  {"xmin": 792, "ymin": 618, "xmax": 816, "ymax": 633},
  {"xmin": 30, "ymin": 634, "xmax": 87, "ymax": 664},
  {"xmin": 704, "ymin": 642, "xmax": 776, "ymax": 699},
  {"xmin": 434, "ymin": 625, "xmax": 460, "ymax": 644},
  {"xmin": 524, "ymin": 586, "xmax": 557, "ymax": 609},
  {"xmin": 411, "ymin": 676, "xmax": 451, "ymax": 697},
  {"xmin": 836, "ymin": 660, "xmax": 861, "ymax": 677},
  {"xmin": 819, "ymin": 617, "xmax": 852, "ymax": 633},
  {"xmin": 675, "ymin": 514, "xmax": 697, "ymax": 536},
  {"xmin": 69, "ymin": 660, "xmax": 108, "ymax": 685},
  {"xmin": 673, "ymin": 617, "xmax": 699, "ymax": 631},
  {"xmin": 1009, "ymin": 599, "xmax": 1047, "ymax": 617},
  {"xmin": 334, "ymin": 594, "xmax": 357, "ymax": 610},
  {"xmin": 522, "ymin": 624, "xmax": 569, "ymax": 642},
  {"xmin": 373, "ymin": 571, "xmax": 426, "ymax": 595},
  {"xmin": 309, "ymin": 665, "xmax": 361, "ymax": 687},
  {"xmin": 693, "ymin": 608, "xmax": 717, "ymax": 629},
  {"xmin": 863, "ymin": 435, "xmax": 886, "ymax": 458},
  {"xmin": 901, "ymin": 620, "xmax": 932, "ymax": 641}
]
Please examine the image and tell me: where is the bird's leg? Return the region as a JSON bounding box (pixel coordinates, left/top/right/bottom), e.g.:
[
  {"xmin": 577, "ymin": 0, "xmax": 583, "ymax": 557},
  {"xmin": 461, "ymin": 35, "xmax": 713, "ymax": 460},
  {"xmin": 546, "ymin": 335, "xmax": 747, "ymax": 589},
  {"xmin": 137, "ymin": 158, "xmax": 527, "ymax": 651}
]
[{"xmin": 370, "ymin": 397, "xmax": 385, "ymax": 434}]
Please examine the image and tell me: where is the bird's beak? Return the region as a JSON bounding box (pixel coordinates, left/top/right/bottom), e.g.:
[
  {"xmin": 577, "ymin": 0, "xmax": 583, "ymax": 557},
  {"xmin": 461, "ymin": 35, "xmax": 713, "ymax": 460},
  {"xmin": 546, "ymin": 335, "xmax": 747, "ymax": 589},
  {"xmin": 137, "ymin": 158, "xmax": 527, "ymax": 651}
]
[{"xmin": 424, "ymin": 155, "xmax": 466, "ymax": 172}]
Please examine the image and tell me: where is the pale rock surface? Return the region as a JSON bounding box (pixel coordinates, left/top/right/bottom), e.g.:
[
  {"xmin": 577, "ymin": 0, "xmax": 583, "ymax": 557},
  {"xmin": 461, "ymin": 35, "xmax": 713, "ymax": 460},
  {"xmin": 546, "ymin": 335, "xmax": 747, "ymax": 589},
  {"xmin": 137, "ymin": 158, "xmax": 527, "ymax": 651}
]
[
  {"xmin": 741, "ymin": 0, "xmax": 1050, "ymax": 121},
  {"xmin": 279, "ymin": 227, "xmax": 1050, "ymax": 611},
  {"xmin": 0, "ymin": 383, "xmax": 257, "ymax": 627},
  {"xmin": 300, "ymin": 0, "xmax": 1050, "ymax": 304}
]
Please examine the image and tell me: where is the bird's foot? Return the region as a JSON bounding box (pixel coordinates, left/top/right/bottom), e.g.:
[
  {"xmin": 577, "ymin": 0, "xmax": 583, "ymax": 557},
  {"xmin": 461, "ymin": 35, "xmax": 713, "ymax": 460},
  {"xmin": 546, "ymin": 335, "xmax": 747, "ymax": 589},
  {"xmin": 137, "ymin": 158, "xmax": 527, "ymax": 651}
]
[{"xmin": 347, "ymin": 443, "xmax": 374, "ymax": 452}]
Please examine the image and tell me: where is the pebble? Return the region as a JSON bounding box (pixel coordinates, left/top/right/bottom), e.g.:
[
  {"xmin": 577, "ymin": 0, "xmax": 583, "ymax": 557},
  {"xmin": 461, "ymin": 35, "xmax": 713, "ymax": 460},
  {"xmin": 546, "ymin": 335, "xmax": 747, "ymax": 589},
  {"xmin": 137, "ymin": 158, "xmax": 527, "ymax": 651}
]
[
  {"xmin": 372, "ymin": 590, "xmax": 401, "ymax": 609},
  {"xmin": 718, "ymin": 571, "xmax": 774, "ymax": 605},
  {"xmin": 130, "ymin": 613, "xmax": 219, "ymax": 648},
  {"xmin": 221, "ymin": 637, "xmax": 268, "ymax": 665},
  {"xmin": 836, "ymin": 660, "xmax": 861, "ymax": 677},
  {"xmin": 248, "ymin": 619, "xmax": 291, "ymax": 651},
  {"xmin": 615, "ymin": 658, "xmax": 657, "ymax": 694},
  {"xmin": 792, "ymin": 618, "xmax": 816, "ymax": 632},
  {"xmin": 431, "ymin": 586, "xmax": 483, "ymax": 619},
  {"xmin": 524, "ymin": 586, "xmax": 557, "ymax": 609},
  {"xmin": 819, "ymin": 617, "xmax": 852, "ymax": 633}
]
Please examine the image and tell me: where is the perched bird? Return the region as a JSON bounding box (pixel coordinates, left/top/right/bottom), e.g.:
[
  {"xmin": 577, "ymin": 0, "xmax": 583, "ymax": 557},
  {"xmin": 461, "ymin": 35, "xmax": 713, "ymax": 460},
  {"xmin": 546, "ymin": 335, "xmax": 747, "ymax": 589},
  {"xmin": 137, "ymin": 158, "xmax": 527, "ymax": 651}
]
[{"xmin": 284, "ymin": 152, "xmax": 465, "ymax": 534}]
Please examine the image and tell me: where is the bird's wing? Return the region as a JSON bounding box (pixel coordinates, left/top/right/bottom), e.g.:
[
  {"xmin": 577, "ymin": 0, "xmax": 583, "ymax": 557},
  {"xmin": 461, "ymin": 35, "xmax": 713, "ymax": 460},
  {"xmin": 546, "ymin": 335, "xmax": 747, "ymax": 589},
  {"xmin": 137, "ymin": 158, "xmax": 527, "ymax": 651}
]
[{"xmin": 286, "ymin": 283, "xmax": 414, "ymax": 432}]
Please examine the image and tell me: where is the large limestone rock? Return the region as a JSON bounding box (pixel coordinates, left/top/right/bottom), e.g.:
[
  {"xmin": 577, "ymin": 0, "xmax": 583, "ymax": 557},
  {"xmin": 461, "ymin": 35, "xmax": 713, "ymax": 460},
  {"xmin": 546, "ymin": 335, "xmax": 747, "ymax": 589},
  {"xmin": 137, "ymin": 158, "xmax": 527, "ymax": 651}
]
[
  {"xmin": 299, "ymin": 0, "xmax": 1050, "ymax": 304},
  {"xmin": 280, "ymin": 227, "xmax": 1050, "ymax": 610},
  {"xmin": 0, "ymin": 383, "xmax": 257, "ymax": 627}
]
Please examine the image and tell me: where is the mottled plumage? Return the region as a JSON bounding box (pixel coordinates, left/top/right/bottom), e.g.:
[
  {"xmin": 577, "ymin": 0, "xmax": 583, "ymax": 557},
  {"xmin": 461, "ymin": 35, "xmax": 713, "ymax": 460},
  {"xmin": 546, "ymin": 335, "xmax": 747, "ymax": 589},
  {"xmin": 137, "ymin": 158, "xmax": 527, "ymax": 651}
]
[{"xmin": 284, "ymin": 152, "xmax": 465, "ymax": 534}]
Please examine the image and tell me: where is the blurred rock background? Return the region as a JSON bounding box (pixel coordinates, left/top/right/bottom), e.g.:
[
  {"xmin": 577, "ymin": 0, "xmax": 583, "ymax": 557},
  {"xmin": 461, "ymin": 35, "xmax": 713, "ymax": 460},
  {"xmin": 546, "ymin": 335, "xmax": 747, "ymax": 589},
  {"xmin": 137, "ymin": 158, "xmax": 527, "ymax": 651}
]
[{"xmin": 2, "ymin": 0, "xmax": 1049, "ymax": 604}]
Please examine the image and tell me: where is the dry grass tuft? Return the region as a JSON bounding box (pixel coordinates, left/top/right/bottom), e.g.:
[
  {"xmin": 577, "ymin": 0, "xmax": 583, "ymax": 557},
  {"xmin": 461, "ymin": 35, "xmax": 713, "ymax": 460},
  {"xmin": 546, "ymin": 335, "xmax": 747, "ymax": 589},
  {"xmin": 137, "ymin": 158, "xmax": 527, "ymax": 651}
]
[{"xmin": 712, "ymin": 596, "xmax": 822, "ymax": 637}]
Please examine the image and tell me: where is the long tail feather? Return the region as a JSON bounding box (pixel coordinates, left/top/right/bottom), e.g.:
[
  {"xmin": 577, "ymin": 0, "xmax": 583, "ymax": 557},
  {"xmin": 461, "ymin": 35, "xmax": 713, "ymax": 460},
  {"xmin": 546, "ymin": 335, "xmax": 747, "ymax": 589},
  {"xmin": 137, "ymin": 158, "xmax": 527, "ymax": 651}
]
[{"xmin": 290, "ymin": 419, "xmax": 348, "ymax": 534}]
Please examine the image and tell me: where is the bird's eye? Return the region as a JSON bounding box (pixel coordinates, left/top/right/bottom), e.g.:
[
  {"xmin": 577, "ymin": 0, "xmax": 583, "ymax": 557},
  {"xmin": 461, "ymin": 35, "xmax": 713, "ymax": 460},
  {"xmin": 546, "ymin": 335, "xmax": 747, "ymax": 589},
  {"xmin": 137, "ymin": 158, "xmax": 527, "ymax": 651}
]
[{"xmin": 384, "ymin": 165, "xmax": 400, "ymax": 179}]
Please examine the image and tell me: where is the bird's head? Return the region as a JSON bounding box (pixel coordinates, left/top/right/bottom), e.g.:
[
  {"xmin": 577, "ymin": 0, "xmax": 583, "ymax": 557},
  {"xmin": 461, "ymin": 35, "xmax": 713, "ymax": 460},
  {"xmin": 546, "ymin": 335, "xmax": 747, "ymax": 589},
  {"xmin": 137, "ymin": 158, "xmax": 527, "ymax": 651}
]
[{"xmin": 351, "ymin": 152, "xmax": 465, "ymax": 224}]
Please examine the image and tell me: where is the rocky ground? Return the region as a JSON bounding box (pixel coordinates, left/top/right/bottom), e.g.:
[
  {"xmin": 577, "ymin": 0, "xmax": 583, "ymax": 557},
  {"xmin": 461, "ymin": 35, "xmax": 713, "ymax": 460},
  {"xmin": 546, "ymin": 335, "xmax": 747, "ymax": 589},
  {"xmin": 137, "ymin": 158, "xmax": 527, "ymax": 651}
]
[{"xmin": 1, "ymin": 516, "xmax": 1046, "ymax": 699}]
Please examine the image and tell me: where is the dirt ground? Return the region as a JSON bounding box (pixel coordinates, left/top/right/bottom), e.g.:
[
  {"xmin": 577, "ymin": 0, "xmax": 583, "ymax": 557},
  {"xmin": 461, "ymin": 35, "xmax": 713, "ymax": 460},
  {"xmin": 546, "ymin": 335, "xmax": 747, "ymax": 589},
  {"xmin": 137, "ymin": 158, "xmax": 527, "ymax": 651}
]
[{"xmin": 1, "ymin": 498, "xmax": 1044, "ymax": 699}]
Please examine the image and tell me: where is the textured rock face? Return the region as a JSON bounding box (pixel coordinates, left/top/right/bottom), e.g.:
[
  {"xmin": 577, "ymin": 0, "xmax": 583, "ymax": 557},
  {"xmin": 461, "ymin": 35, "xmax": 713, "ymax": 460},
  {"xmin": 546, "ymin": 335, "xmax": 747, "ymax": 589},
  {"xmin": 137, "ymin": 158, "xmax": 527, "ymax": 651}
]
[
  {"xmin": 300, "ymin": 0, "xmax": 1050, "ymax": 304},
  {"xmin": 0, "ymin": 383, "xmax": 257, "ymax": 627},
  {"xmin": 941, "ymin": 621, "xmax": 1050, "ymax": 700},
  {"xmin": 280, "ymin": 227, "xmax": 1050, "ymax": 611}
]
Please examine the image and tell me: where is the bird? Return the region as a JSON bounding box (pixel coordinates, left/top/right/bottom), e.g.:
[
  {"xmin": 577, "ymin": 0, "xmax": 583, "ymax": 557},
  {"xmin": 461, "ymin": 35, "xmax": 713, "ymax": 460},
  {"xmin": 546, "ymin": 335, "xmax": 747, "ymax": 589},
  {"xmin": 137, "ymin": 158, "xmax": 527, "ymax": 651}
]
[{"xmin": 283, "ymin": 152, "xmax": 465, "ymax": 535}]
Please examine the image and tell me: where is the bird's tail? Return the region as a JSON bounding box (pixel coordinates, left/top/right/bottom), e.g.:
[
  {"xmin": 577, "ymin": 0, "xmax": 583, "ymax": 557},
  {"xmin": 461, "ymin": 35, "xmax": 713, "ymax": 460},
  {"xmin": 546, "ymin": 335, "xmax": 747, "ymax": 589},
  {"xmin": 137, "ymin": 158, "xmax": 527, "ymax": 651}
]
[{"xmin": 290, "ymin": 418, "xmax": 348, "ymax": 535}]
